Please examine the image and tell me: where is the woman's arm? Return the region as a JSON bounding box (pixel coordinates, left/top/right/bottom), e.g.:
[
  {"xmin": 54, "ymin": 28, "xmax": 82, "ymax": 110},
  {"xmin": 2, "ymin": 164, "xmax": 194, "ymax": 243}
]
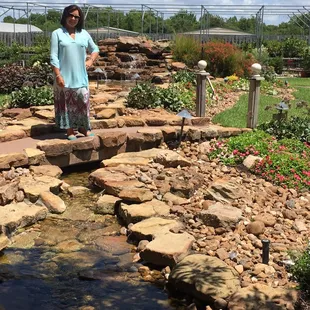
[
  {"xmin": 50, "ymin": 30, "xmax": 65, "ymax": 87},
  {"xmin": 85, "ymin": 32, "xmax": 99, "ymax": 69}
]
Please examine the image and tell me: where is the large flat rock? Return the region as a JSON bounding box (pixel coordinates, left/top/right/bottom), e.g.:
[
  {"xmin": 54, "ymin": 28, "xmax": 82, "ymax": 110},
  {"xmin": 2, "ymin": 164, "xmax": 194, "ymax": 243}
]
[
  {"xmin": 119, "ymin": 199, "xmax": 170, "ymax": 225},
  {"xmin": 140, "ymin": 231, "xmax": 195, "ymax": 267},
  {"xmin": 129, "ymin": 217, "xmax": 184, "ymax": 241},
  {"xmin": 102, "ymin": 148, "xmax": 191, "ymax": 168},
  {"xmin": 0, "ymin": 202, "xmax": 48, "ymax": 235}
]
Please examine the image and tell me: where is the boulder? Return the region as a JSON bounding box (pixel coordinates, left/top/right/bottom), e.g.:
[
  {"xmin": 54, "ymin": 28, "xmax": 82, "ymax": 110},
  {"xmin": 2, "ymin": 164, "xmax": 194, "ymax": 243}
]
[
  {"xmin": 199, "ymin": 202, "xmax": 243, "ymax": 228},
  {"xmin": 169, "ymin": 254, "xmax": 240, "ymax": 302}
]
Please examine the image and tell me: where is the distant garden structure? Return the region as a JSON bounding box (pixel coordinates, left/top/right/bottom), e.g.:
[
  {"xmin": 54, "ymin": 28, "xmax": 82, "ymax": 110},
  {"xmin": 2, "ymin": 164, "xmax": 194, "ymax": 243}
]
[{"xmin": 0, "ymin": 3, "xmax": 310, "ymax": 46}]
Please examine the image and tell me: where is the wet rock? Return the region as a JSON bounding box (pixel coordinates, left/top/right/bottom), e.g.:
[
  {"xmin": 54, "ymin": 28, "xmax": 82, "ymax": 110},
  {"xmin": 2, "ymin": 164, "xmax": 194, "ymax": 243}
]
[
  {"xmin": 68, "ymin": 186, "xmax": 90, "ymax": 197},
  {"xmin": 55, "ymin": 239, "xmax": 84, "ymax": 252},
  {"xmin": 19, "ymin": 175, "xmax": 62, "ymax": 202},
  {"xmin": 40, "ymin": 191, "xmax": 66, "ymax": 214},
  {"xmin": 95, "ymin": 194, "xmax": 121, "ymax": 215},
  {"xmin": 0, "ymin": 234, "xmax": 10, "ymax": 251},
  {"xmin": 0, "ymin": 202, "xmax": 47, "ymax": 236}
]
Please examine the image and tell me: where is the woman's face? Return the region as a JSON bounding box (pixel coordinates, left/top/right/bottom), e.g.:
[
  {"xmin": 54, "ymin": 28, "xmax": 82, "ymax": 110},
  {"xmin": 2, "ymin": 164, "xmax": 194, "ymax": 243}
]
[{"xmin": 66, "ymin": 9, "xmax": 80, "ymax": 28}]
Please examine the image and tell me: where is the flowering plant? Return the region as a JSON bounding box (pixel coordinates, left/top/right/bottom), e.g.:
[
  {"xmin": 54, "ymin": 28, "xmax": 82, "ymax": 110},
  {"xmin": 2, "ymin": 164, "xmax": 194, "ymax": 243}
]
[{"xmin": 207, "ymin": 130, "xmax": 310, "ymax": 190}]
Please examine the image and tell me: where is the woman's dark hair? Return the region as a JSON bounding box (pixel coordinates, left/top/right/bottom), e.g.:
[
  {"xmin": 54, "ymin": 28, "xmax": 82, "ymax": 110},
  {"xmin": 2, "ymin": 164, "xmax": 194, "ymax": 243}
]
[{"xmin": 60, "ymin": 5, "xmax": 84, "ymax": 32}]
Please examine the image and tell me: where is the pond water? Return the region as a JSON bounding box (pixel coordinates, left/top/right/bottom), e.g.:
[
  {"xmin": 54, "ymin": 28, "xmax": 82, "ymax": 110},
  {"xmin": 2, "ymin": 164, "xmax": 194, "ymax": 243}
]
[{"xmin": 0, "ymin": 166, "xmax": 186, "ymax": 310}]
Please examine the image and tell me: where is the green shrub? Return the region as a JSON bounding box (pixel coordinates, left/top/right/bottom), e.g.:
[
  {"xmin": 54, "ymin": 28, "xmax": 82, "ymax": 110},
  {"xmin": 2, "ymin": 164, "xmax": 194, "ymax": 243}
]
[
  {"xmin": 261, "ymin": 66, "xmax": 277, "ymax": 83},
  {"xmin": 265, "ymin": 40, "xmax": 283, "ymax": 57},
  {"xmin": 127, "ymin": 82, "xmax": 195, "ymax": 112},
  {"xmin": 156, "ymin": 84, "xmax": 195, "ymax": 112},
  {"xmin": 268, "ymin": 56, "xmax": 284, "ymax": 74},
  {"xmin": 258, "ymin": 116, "xmax": 310, "ymax": 143},
  {"xmin": 170, "ymin": 35, "xmax": 201, "ymax": 68},
  {"xmin": 250, "ymin": 45, "xmax": 270, "ymax": 66},
  {"xmin": 302, "ymin": 47, "xmax": 310, "ymax": 72},
  {"xmin": 172, "ymin": 70, "xmax": 196, "ymax": 85},
  {"xmin": 9, "ymin": 86, "xmax": 53, "ymax": 108},
  {"xmin": 0, "ymin": 42, "xmax": 24, "ymax": 66},
  {"xmin": 291, "ymin": 245, "xmax": 310, "ymax": 294},
  {"xmin": 282, "ymin": 38, "xmax": 308, "ymax": 58},
  {"xmin": 126, "ymin": 82, "xmax": 161, "ymax": 110},
  {"xmin": 28, "ymin": 35, "xmax": 51, "ymax": 65}
]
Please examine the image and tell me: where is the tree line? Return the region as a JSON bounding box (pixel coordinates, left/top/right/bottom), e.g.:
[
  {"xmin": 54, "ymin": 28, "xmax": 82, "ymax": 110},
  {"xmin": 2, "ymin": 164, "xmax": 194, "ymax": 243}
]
[{"xmin": 2, "ymin": 8, "xmax": 310, "ymax": 35}]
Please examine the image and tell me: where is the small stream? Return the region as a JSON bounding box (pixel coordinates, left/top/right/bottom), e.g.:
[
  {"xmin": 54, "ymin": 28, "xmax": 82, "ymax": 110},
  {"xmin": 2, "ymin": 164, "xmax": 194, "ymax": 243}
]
[{"xmin": 0, "ymin": 166, "xmax": 186, "ymax": 310}]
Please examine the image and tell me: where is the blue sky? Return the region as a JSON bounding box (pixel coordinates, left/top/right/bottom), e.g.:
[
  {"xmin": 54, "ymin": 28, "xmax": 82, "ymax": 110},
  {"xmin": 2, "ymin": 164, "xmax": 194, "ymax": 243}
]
[{"xmin": 1, "ymin": 1, "xmax": 310, "ymax": 26}]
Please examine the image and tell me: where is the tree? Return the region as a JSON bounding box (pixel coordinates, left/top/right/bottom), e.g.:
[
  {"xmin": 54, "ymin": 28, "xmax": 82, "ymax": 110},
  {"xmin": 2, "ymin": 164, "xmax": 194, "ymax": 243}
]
[
  {"xmin": 3, "ymin": 16, "xmax": 14, "ymax": 23},
  {"xmin": 165, "ymin": 10, "xmax": 199, "ymax": 33}
]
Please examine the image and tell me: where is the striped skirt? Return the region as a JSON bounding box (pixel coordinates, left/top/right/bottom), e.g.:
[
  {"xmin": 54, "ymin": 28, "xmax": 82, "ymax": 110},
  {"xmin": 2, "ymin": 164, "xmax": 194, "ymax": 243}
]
[{"xmin": 53, "ymin": 85, "xmax": 91, "ymax": 130}]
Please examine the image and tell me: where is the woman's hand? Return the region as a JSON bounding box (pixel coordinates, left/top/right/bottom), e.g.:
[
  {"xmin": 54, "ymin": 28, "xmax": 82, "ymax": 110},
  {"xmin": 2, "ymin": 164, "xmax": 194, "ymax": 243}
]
[
  {"xmin": 85, "ymin": 57, "xmax": 95, "ymax": 70},
  {"xmin": 56, "ymin": 75, "xmax": 65, "ymax": 88}
]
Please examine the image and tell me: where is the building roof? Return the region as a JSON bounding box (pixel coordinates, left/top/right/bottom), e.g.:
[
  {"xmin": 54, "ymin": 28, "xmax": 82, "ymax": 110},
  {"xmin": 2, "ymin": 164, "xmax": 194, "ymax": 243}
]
[
  {"xmin": 183, "ymin": 27, "xmax": 254, "ymax": 36},
  {"xmin": 0, "ymin": 22, "xmax": 43, "ymax": 33},
  {"xmin": 87, "ymin": 26, "xmax": 139, "ymax": 35}
]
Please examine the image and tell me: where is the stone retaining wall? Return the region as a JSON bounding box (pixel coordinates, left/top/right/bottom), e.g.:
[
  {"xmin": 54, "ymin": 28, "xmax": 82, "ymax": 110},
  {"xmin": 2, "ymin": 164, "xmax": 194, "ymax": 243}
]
[{"xmin": 0, "ymin": 125, "xmax": 250, "ymax": 170}]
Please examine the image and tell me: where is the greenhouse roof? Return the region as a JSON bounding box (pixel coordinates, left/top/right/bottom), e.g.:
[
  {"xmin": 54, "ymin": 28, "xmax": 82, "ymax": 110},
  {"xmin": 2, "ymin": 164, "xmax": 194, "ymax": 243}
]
[
  {"xmin": 0, "ymin": 22, "xmax": 43, "ymax": 33},
  {"xmin": 87, "ymin": 26, "xmax": 139, "ymax": 35},
  {"xmin": 183, "ymin": 27, "xmax": 255, "ymax": 36}
]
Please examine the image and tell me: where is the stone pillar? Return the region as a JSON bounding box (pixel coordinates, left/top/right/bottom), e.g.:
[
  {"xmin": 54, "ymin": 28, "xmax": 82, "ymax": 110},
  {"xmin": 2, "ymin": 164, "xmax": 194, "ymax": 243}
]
[
  {"xmin": 196, "ymin": 60, "xmax": 208, "ymax": 117},
  {"xmin": 247, "ymin": 63, "xmax": 265, "ymax": 129}
]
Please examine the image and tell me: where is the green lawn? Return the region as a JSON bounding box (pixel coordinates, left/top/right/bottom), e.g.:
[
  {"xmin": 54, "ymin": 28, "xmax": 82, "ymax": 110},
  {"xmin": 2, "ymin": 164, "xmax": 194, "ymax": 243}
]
[
  {"xmin": 285, "ymin": 77, "xmax": 310, "ymax": 87},
  {"xmin": 212, "ymin": 78, "xmax": 310, "ymax": 128}
]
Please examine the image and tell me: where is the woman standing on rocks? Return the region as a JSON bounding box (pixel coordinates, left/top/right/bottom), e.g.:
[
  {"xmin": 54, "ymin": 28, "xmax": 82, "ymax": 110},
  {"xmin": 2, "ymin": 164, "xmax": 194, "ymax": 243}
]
[{"xmin": 50, "ymin": 4, "xmax": 99, "ymax": 140}]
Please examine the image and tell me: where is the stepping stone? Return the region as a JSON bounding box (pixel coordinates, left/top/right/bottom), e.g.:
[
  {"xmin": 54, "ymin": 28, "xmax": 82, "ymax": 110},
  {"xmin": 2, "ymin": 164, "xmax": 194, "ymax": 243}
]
[
  {"xmin": 119, "ymin": 199, "xmax": 170, "ymax": 225},
  {"xmin": 140, "ymin": 231, "xmax": 195, "ymax": 267},
  {"xmin": 129, "ymin": 217, "xmax": 184, "ymax": 241}
]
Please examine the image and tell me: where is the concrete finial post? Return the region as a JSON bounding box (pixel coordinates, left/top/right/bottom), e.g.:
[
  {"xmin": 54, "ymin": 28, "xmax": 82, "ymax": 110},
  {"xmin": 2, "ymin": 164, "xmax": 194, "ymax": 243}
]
[
  {"xmin": 247, "ymin": 63, "xmax": 264, "ymax": 128},
  {"xmin": 196, "ymin": 60, "xmax": 208, "ymax": 117}
]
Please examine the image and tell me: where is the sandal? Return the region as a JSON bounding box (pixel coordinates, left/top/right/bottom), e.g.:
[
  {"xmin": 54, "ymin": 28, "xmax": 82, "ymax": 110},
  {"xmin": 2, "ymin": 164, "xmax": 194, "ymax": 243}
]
[
  {"xmin": 78, "ymin": 128, "xmax": 95, "ymax": 137},
  {"xmin": 67, "ymin": 135, "xmax": 77, "ymax": 141}
]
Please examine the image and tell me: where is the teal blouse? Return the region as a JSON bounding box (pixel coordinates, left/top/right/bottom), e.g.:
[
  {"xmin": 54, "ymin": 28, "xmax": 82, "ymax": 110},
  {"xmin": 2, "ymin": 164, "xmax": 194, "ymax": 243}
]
[{"xmin": 50, "ymin": 27, "xmax": 99, "ymax": 89}]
